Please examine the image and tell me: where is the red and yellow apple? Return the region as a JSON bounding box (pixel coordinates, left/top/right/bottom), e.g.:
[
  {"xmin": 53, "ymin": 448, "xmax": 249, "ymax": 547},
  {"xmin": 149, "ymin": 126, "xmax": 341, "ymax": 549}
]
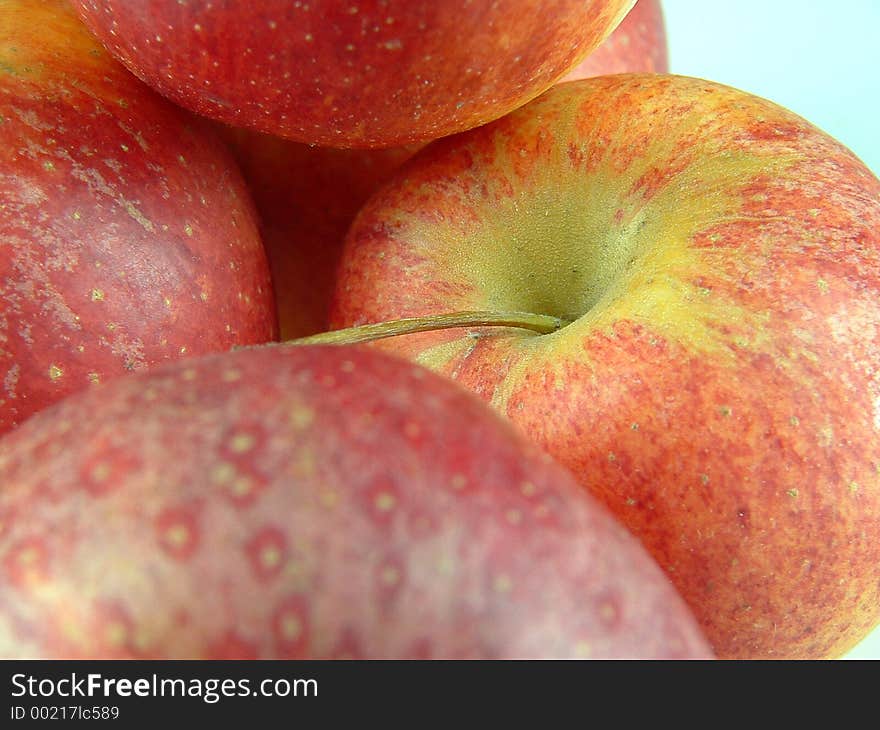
[
  {"xmin": 328, "ymin": 74, "xmax": 880, "ymax": 659},
  {"xmin": 70, "ymin": 0, "xmax": 635, "ymax": 148},
  {"xmin": 0, "ymin": 344, "xmax": 711, "ymax": 659},
  {"xmin": 0, "ymin": 0, "xmax": 277, "ymax": 435}
]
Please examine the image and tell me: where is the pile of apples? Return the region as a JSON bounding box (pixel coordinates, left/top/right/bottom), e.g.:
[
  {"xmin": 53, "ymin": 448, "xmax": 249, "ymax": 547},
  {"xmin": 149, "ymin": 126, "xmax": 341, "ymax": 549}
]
[{"xmin": 1, "ymin": 0, "xmax": 878, "ymax": 660}]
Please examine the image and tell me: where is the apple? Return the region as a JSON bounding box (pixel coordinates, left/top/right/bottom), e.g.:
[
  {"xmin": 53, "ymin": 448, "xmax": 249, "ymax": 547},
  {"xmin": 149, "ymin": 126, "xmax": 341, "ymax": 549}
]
[
  {"xmin": 0, "ymin": 0, "xmax": 278, "ymax": 436},
  {"xmin": 70, "ymin": 0, "xmax": 636, "ymax": 148},
  {"xmin": 213, "ymin": 0, "xmax": 667, "ymax": 338},
  {"xmin": 563, "ymin": 0, "xmax": 667, "ymax": 81},
  {"xmin": 327, "ymin": 74, "xmax": 880, "ymax": 659},
  {"xmin": 0, "ymin": 343, "xmax": 712, "ymax": 659}
]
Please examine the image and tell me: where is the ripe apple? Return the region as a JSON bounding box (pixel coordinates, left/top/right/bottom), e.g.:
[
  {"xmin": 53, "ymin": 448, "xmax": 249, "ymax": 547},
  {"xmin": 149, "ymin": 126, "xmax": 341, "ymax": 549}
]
[
  {"xmin": 0, "ymin": 0, "xmax": 278, "ymax": 435},
  {"xmin": 213, "ymin": 1, "xmax": 667, "ymax": 338},
  {"xmin": 70, "ymin": 0, "xmax": 636, "ymax": 148},
  {"xmin": 0, "ymin": 344, "xmax": 711, "ymax": 659},
  {"xmin": 328, "ymin": 74, "xmax": 880, "ymax": 659},
  {"xmin": 563, "ymin": 0, "xmax": 667, "ymax": 80}
]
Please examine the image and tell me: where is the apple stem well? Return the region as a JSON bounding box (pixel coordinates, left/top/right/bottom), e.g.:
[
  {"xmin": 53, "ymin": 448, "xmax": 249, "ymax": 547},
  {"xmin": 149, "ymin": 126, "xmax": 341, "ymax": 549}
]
[{"xmin": 286, "ymin": 311, "xmax": 571, "ymax": 347}]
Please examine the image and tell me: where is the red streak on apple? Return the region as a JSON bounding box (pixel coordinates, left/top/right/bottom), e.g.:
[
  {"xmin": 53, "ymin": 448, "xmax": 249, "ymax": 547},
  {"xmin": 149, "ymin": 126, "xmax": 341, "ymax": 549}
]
[
  {"xmin": 0, "ymin": 0, "xmax": 277, "ymax": 435},
  {"xmin": 0, "ymin": 345, "xmax": 712, "ymax": 659},
  {"xmin": 70, "ymin": 0, "xmax": 636, "ymax": 147},
  {"xmin": 329, "ymin": 74, "xmax": 880, "ymax": 658}
]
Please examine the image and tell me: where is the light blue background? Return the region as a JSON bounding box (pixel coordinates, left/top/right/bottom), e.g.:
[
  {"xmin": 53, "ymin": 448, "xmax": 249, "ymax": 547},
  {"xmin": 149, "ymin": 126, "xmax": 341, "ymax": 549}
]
[
  {"xmin": 662, "ymin": 0, "xmax": 880, "ymax": 659},
  {"xmin": 663, "ymin": 0, "xmax": 880, "ymax": 176}
]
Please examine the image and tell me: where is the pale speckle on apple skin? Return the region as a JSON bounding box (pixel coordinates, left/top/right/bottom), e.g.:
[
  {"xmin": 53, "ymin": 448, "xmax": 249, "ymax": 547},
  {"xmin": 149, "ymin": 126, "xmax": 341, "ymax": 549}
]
[
  {"xmin": 0, "ymin": 360, "xmax": 19, "ymax": 401},
  {"xmin": 157, "ymin": 510, "xmax": 199, "ymax": 560},
  {"xmin": 229, "ymin": 432, "xmax": 257, "ymax": 454},
  {"xmin": 374, "ymin": 491, "xmax": 396, "ymax": 512}
]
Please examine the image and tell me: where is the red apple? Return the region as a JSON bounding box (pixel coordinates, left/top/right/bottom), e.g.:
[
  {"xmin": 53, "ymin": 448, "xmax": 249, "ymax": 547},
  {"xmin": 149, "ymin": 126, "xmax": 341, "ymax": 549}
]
[
  {"xmin": 213, "ymin": 0, "xmax": 666, "ymax": 339},
  {"xmin": 0, "ymin": 0, "xmax": 278, "ymax": 436},
  {"xmin": 328, "ymin": 74, "xmax": 880, "ymax": 659},
  {"xmin": 563, "ymin": 0, "xmax": 667, "ymax": 80},
  {"xmin": 70, "ymin": 0, "xmax": 635, "ymax": 148},
  {"xmin": 0, "ymin": 344, "xmax": 711, "ymax": 659}
]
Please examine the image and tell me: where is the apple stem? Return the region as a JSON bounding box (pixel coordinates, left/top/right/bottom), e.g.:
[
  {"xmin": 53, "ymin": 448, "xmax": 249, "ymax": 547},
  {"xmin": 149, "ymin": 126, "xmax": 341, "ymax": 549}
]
[{"xmin": 286, "ymin": 311, "xmax": 571, "ymax": 347}]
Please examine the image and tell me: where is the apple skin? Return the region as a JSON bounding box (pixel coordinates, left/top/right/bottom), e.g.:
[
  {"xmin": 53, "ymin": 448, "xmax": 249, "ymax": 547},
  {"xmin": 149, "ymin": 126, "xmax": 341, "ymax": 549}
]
[
  {"xmin": 70, "ymin": 0, "xmax": 635, "ymax": 148},
  {"xmin": 217, "ymin": 126, "xmax": 418, "ymax": 339},
  {"xmin": 0, "ymin": 344, "xmax": 711, "ymax": 659},
  {"xmin": 214, "ymin": 0, "xmax": 666, "ymax": 339},
  {"xmin": 563, "ymin": 0, "xmax": 667, "ymax": 80},
  {"xmin": 0, "ymin": 0, "xmax": 278, "ymax": 436},
  {"xmin": 329, "ymin": 74, "xmax": 880, "ymax": 659}
]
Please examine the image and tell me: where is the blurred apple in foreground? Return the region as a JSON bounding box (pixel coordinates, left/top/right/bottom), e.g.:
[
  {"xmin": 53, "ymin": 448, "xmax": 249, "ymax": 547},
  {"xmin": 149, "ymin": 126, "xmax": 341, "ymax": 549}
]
[
  {"xmin": 328, "ymin": 74, "xmax": 880, "ymax": 658},
  {"xmin": 0, "ymin": 345, "xmax": 711, "ymax": 659},
  {"xmin": 216, "ymin": 0, "xmax": 668, "ymax": 338},
  {"xmin": 0, "ymin": 0, "xmax": 277, "ymax": 435},
  {"xmin": 71, "ymin": 0, "xmax": 635, "ymax": 148}
]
